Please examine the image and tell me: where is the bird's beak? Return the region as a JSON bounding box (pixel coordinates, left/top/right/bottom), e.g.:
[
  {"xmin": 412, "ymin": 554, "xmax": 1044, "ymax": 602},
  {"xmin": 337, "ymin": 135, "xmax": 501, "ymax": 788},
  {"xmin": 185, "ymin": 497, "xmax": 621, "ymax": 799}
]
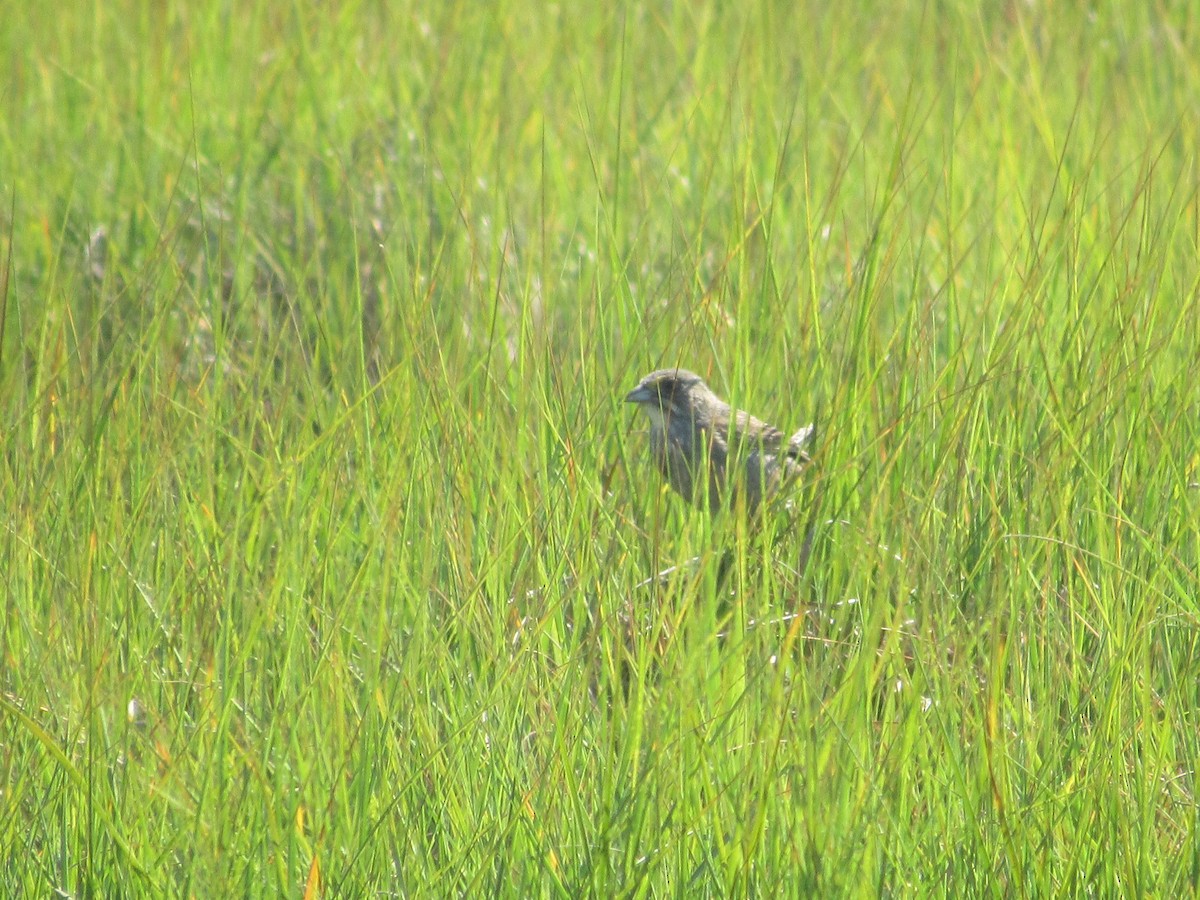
[{"xmin": 625, "ymin": 385, "xmax": 653, "ymax": 404}]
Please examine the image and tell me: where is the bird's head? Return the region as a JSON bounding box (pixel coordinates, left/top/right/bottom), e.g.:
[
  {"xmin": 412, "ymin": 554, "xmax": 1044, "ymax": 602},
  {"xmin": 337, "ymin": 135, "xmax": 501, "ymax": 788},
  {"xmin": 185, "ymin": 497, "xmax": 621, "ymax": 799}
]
[{"xmin": 625, "ymin": 368, "xmax": 713, "ymax": 428}]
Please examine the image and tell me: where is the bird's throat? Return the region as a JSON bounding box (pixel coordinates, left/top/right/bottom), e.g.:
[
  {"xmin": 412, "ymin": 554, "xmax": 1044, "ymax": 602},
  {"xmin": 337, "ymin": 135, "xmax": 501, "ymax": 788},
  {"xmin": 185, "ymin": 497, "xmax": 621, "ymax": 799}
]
[{"xmin": 642, "ymin": 405, "xmax": 667, "ymax": 430}]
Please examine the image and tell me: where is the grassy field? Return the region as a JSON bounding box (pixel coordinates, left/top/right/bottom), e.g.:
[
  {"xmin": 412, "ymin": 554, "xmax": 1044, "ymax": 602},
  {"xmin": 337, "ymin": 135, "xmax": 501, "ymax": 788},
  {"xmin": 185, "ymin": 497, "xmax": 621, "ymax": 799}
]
[{"xmin": 3, "ymin": 1, "xmax": 1199, "ymax": 895}]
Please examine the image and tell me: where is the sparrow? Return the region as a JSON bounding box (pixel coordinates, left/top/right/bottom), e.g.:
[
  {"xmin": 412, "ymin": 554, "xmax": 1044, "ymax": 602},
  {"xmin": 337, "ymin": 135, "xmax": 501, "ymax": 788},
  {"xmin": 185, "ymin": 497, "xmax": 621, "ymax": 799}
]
[{"xmin": 625, "ymin": 368, "xmax": 813, "ymax": 514}]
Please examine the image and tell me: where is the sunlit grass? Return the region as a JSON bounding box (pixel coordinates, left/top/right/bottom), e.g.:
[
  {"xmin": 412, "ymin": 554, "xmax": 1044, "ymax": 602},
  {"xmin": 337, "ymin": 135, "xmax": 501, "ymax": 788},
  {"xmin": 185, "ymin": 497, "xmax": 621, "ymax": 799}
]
[{"xmin": 2, "ymin": 0, "xmax": 1198, "ymax": 895}]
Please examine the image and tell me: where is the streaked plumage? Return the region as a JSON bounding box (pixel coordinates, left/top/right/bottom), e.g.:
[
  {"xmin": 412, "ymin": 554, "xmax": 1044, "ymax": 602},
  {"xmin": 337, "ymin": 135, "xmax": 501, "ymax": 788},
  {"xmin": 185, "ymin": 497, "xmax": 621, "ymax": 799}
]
[{"xmin": 625, "ymin": 368, "xmax": 812, "ymax": 513}]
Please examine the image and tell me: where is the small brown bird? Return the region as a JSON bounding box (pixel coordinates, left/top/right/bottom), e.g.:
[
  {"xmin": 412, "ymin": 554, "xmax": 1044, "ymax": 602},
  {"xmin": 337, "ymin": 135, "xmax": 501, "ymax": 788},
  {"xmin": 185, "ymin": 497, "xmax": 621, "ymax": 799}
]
[{"xmin": 625, "ymin": 368, "xmax": 813, "ymax": 514}]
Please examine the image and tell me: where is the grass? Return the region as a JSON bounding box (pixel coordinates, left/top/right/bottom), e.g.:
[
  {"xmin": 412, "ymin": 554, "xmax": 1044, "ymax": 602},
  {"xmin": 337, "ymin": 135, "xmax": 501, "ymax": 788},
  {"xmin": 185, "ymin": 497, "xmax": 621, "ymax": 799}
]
[{"xmin": 2, "ymin": 0, "xmax": 1199, "ymax": 895}]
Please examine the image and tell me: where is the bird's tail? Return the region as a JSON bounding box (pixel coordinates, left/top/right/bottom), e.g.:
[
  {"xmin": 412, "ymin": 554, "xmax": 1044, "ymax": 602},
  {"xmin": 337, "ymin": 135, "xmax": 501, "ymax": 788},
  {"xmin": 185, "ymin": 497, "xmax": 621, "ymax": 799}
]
[{"xmin": 787, "ymin": 423, "xmax": 815, "ymax": 462}]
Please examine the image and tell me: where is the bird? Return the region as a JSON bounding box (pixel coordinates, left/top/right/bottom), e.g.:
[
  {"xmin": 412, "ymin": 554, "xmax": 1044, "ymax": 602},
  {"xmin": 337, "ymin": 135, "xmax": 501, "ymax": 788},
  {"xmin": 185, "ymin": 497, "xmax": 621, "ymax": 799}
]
[{"xmin": 624, "ymin": 368, "xmax": 813, "ymax": 514}]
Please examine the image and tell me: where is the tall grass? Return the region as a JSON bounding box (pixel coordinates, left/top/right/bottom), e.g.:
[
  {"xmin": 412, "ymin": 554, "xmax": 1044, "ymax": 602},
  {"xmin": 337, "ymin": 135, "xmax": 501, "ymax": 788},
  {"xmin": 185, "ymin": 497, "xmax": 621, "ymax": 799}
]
[{"xmin": 2, "ymin": 0, "xmax": 1198, "ymax": 895}]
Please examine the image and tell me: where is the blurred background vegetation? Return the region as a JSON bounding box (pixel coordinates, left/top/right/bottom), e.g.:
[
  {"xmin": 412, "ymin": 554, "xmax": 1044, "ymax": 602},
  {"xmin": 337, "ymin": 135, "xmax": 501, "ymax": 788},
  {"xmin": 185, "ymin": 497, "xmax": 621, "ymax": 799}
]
[{"xmin": 2, "ymin": 1, "xmax": 1199, "ymax": 895}]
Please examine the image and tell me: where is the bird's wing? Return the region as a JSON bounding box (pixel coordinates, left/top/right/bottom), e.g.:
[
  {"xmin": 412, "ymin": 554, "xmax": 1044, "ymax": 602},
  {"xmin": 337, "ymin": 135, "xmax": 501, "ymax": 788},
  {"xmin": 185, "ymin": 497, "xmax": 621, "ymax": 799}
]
[{"xmin": 729, "ymin": 410, "xmax": 786, "ymax": 453}]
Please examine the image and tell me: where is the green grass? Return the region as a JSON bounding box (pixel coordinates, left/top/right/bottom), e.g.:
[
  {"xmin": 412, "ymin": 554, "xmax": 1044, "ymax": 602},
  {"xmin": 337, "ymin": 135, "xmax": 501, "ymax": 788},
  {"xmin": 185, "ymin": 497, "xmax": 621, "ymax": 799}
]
[{"xmin": 3, "ymin": 0, "xmax": 1199, "ymax": 895}]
